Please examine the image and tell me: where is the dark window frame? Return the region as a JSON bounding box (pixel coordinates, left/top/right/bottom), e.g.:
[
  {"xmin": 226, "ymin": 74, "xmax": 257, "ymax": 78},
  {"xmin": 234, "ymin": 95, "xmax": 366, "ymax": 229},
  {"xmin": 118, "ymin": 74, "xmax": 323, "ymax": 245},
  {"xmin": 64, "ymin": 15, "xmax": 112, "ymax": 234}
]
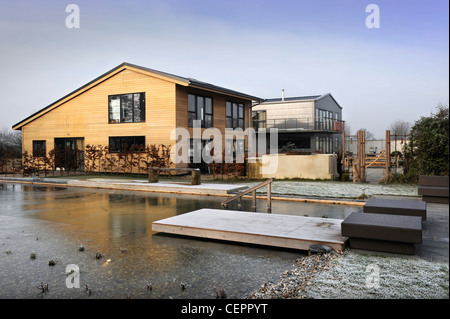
[
  {"xmin": 32, "ymin": 140, "xmax": 46, "ymax": 157},
  {"xmin": 252, "ymin": 110, "xmax": 266, "ymax": 131},
  {"xmin": 226, "ymin": 101, "xmax": 245, "ymax": 129},
  {"xmin": 188, "ymin": 93, "xmax": 213, "ymax": 128},
  {"xmin": 108, "ymin": 92, "xmax": 146, "ymax": 124},
  {"xmin": 108, "ymin": 136, "xmax": 146, "ymax": 153}
]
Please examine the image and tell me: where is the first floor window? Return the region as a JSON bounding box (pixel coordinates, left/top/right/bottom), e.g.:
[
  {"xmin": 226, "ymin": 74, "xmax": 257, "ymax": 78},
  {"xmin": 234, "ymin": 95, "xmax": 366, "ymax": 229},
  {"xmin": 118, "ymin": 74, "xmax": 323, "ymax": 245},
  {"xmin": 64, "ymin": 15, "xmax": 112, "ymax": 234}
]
[
  {"xmin": 109, "ymin": 92, "xmax": 145, "ymax": 124},
  {"xmin": 188, "ymin": 94, "xmax": 213, "ymax": 128},
  {"xmin": 32, "ymin": 140, "xmax": 46, "ymax": 157},
  {"xmin": 252, "ymin": 110, "xmax": 266, "ymax": 131},
  {"xmin": 109, "ymin": 136, "xmax": 145, "ymax": 153},
  {"xmin": 226, "ymin": 101, "xmax": 244, "ymax": 129}
]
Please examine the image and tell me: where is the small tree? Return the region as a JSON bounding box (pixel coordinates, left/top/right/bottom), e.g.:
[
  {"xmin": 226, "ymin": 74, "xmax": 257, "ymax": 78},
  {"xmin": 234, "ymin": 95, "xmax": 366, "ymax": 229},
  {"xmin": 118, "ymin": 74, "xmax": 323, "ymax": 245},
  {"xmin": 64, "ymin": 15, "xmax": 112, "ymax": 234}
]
[{"xmin": 403, "ymin": 103, "xmax": 449, "ymax": 182}]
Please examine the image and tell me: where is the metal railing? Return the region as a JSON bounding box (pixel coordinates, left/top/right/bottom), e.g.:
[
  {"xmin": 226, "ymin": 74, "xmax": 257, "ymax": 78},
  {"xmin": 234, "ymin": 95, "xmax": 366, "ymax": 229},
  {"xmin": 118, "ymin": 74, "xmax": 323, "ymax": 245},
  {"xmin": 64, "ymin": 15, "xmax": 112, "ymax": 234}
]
[
  {"xmin": 221, "ymin": 178, "xmax": 273, "ymax": 213},
  {"xmin": 253, "ymin": 117, "xmax": 344, "ymax": 132}
]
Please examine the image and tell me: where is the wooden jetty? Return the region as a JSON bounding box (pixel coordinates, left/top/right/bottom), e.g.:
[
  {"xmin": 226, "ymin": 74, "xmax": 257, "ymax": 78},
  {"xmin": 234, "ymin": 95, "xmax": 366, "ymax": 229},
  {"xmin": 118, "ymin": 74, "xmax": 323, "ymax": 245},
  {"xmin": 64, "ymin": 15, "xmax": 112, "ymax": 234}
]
[{"xmin": 152, "ymin": 209, "xmax": 348, "ymax": 251}]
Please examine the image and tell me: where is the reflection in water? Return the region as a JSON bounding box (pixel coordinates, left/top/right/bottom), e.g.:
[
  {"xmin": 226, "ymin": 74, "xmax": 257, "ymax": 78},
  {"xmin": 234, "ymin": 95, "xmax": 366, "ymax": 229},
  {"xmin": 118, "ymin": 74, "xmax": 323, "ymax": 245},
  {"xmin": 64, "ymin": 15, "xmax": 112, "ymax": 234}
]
[{"xmin": 0, "ymin": 183, "xmax": 358, "ymax": 299}]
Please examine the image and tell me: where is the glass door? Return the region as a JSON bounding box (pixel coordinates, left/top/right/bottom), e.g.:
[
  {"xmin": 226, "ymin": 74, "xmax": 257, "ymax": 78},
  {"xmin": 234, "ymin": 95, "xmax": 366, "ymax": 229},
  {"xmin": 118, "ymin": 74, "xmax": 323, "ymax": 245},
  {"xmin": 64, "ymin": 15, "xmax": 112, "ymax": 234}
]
[{"xmin": 54, "ymin": 137, "xmax": 84, "ymax": 170}]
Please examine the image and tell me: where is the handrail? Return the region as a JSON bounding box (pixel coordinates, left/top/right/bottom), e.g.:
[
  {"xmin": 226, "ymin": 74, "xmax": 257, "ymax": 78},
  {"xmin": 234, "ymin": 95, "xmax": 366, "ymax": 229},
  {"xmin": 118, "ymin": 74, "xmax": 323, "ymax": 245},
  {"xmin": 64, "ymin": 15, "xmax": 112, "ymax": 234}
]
[
  {"xmin": 253, "ymin": 118, "xmax": 345, "ymax": 132},
  {"xmin": 222, "ymin": 178, "xmax": 273, "ymax": 213}
]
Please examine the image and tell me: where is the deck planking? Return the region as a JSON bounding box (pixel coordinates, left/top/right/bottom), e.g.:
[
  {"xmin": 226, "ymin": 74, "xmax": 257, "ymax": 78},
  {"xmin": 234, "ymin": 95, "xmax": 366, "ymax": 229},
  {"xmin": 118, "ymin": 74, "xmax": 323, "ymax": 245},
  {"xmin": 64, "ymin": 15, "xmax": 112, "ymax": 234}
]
[{"xmin": 152, "ymin": 208, "xmax": 348, "ymax": 251}]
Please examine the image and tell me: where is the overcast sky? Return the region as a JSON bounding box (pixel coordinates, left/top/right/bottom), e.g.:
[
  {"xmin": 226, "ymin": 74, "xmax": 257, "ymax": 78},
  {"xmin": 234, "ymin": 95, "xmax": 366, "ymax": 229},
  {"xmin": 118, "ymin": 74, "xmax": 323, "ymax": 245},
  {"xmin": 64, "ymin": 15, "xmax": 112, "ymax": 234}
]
[{"xmin": 1, "ymin": 0, "xmax": 448, "ymax": 139}]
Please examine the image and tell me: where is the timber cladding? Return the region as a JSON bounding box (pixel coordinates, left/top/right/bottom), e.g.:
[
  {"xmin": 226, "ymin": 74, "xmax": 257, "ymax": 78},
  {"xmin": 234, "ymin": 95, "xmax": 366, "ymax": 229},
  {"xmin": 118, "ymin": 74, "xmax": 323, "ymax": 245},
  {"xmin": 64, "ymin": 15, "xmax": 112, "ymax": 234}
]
[
  {"xmin": 175, "ymin": 85, "xmax": 252, "ymax": 135},
  {"xmin": 22, "ymin": 68, "xmax": 176, "ymax": 153},
  {"xmin": 15, "ymin": 63, "xmax": 259, "ymax": 168}
]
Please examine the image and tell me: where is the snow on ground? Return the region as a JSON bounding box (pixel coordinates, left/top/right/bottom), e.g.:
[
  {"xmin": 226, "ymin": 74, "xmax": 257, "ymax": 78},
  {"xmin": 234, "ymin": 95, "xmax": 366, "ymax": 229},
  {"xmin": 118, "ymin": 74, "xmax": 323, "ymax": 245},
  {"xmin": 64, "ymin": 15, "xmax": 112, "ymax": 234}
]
[
  {"xmin": 302, "ymin": 251, "xmax": 449, "ymax": 299},
  {"xmin": 248, "ymin": 181, "xmax": 419, "ymax": 199}
]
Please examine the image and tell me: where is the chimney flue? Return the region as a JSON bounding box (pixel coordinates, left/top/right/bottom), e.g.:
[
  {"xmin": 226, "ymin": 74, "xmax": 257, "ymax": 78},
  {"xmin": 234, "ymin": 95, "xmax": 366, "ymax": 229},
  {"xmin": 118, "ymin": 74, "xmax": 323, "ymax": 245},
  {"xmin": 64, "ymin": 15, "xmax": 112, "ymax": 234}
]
[{"xmin": 282, "ymin": 89, "xmax": 285, "ymax": 101}]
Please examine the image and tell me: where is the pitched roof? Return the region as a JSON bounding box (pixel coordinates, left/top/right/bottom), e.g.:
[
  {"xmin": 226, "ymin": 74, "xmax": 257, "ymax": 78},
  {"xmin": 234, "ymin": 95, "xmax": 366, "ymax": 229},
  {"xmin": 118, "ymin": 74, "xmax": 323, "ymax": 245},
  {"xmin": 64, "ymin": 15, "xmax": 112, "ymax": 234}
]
[{"xmin": 12, "ymin": 62, "xmax": 262, "ymax": 130}]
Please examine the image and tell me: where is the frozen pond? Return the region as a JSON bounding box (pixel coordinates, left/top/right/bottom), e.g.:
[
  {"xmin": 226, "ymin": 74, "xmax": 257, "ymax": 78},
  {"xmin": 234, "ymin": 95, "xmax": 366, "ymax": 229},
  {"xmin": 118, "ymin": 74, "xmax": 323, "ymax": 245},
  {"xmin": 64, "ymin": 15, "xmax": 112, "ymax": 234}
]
[
  {"xmin": 0, "ymin": 183, "xmax": 357, "ymax": 299},
  {"xmin": 251, "ymin": 180, "xmax": 419, "ymax": 198}
]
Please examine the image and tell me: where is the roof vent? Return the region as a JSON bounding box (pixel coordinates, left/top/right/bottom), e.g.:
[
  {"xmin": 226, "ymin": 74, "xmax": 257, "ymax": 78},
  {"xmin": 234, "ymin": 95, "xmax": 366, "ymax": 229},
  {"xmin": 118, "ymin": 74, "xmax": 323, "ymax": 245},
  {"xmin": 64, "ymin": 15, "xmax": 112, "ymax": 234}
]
[{"xmin": 282, "ymin": 89, "xmax": 285, "ymax": 101}]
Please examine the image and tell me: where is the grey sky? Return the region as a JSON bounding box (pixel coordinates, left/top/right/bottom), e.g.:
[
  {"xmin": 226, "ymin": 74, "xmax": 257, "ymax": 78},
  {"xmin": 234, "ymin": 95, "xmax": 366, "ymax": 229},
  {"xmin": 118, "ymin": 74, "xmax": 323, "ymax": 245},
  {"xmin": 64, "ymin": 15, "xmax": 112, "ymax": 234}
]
[{"xmin": 1, "ymin": 0, "xmax": 448, "ymax": 139}]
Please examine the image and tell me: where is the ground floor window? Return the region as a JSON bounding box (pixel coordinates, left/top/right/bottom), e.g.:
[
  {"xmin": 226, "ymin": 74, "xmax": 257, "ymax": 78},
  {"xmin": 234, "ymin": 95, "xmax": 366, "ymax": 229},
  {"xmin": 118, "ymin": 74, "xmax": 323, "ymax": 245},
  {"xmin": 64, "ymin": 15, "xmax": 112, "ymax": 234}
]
[
  {"xmin": 225, "ymin": 138, "xmax": 245, "ymax": 163},
  {"xmin": 32, "ymin": 140, "xmax": 46, "ymax": 157},
  {"xmin": 109, "ymin": 136, "xmax": 145, "ymax": 153},
  {"xmin": 54, "ymin": 137, "xmax": 85, "ymax": 169},
  {"xmin": 315, "ymin": 136, "xmax": 333, "ymax": 154},
  {"xmin": 278, "ymin": 133, "xmax": 311, "ymax": 151}
]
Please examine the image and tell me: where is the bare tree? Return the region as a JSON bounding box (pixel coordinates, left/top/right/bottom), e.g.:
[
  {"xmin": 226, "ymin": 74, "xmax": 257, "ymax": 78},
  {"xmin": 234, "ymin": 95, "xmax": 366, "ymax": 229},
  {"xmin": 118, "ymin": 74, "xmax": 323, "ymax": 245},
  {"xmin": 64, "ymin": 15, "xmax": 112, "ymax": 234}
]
[
  {"xmin": 0, "ymin": 129, "xmax": 22, "ymax": 157},
  {"xmin": 344, "ymin": 122, "xmax": 352, "ymax": 137},
  {"xmin": 389, "ymin": 120, "xmax": 411, "ymax": 136},
  {"xmin": 359, "ymin": 128, "xmax": 376, "ymax": 140}
]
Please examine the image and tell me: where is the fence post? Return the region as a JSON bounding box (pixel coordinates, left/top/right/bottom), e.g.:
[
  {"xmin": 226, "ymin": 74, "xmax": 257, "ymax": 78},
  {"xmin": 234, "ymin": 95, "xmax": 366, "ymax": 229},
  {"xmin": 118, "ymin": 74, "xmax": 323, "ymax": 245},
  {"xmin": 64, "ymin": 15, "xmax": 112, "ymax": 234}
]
[
  {"xmin": 191, "ymin": 169, "xmax": 201, "ymax": 185},
  {"xmin": 148, "ymin": 168, "xmax": 158, "ymax": 183},
  {"xmin": 385, "ymin": 130, "xmax": 391, "ymax": 179}
]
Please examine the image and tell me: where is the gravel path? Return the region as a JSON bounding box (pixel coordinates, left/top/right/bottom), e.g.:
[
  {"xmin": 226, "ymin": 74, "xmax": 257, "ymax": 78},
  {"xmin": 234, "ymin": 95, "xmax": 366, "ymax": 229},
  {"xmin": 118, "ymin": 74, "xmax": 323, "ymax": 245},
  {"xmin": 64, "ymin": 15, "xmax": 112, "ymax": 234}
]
[
  {"xmin": 249, "ymin": 250, "xmax": 449, "ymax": 299},
  {"xmin": 248, "ymin": 251, "xmax": 343, "ymax": 299}
]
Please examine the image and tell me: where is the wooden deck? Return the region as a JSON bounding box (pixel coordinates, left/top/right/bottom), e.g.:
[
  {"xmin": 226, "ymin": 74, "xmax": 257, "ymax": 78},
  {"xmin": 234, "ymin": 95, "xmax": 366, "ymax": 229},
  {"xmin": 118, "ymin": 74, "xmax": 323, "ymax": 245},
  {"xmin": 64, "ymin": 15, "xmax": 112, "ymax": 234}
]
[
  {"xmin": 152, "ymin": 209, "xmax": 348, "ymax": 251},
  {"xmin": 67, "ymin": 179, "xmax": 248, "ymax": 195}
]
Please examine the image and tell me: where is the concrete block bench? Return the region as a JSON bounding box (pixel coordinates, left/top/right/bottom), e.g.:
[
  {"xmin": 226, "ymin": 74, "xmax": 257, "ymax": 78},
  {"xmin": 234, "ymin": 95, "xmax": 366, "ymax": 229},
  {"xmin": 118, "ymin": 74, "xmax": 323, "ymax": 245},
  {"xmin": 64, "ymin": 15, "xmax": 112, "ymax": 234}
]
[
  {"xmin": 148, "ymin": 167, "xmax": 201, "ymax": 185},
  {"xmin": 341, "ymin": 212, "xmax": 422, "ymax": 255},
  {"xmin": 418, "ymin": 175, "xmax": 449, "ymax": 204},
  {"xmin": 363, "ymin": 198, "xmax": 427, "ymax": 220}
]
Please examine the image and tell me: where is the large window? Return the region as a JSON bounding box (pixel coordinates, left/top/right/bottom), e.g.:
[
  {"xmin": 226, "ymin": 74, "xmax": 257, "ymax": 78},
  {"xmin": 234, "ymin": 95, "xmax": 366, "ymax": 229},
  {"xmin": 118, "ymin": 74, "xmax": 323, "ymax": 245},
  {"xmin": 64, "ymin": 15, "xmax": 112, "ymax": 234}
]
[
  {"xmin": 32, "ymin": 140, "xmax": 46, "ymax": 157},
  {"xmin": 109, "ymin": 93, "xmax": 145, "ymax": 124},
  {"xmin": 188, "ymin": 94, "xmax": 213, "ymax": 128},
  {"xmin": 109, "ymin": 136, "xmax": 145, "ymax": 153},
  {"xmin": 226, "ymin": 101, "xmax": 244, "ymax": 129}
]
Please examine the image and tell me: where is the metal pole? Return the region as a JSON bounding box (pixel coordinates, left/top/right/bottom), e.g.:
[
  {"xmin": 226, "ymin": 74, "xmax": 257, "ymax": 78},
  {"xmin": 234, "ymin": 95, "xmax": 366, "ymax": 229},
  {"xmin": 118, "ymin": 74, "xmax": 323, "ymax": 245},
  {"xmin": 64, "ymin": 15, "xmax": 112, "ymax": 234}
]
[
  {"xmin": 267, "ymin": 183, "xmax": 272, "ymax": 213},
  {"xmin": 252, "ymin": 190, "xmax": 256, "ymax": 212},
  {"xmin": 342, "ymin": 131, "xmax": 346, "ymax": 172}
]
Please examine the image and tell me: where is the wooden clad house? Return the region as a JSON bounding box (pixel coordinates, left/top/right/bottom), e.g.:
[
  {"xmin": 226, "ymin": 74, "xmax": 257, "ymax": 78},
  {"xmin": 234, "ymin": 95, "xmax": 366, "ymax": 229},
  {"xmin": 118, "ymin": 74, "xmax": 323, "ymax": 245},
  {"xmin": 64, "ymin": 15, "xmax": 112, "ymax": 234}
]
[{"xmin": 12, "ymin": 62, "xmax": 262, "ymax": 172}]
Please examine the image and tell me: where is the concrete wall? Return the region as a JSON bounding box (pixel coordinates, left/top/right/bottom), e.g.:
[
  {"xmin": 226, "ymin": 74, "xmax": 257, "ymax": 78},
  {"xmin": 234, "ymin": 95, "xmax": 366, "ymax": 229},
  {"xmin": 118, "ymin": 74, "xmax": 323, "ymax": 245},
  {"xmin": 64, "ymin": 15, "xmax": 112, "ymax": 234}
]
[{"xmin": 248, "ymin": 154, "xmax": 338, "ymax": 180}]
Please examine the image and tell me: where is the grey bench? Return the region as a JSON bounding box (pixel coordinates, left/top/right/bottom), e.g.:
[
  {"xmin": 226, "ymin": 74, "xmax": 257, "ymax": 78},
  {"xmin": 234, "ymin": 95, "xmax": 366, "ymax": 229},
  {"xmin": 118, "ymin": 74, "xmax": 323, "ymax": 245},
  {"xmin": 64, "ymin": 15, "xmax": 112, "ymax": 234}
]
[
  {"xmin": 418, "ymin": 175, "xmax": 449, "ymax": 204},
  {"xmin": 363, "ymin": 198, "xmax": 427, "ymax": 220},
  {"xmin": 341, "ymin": 211, "xmax": 422, "ymax": 255}
]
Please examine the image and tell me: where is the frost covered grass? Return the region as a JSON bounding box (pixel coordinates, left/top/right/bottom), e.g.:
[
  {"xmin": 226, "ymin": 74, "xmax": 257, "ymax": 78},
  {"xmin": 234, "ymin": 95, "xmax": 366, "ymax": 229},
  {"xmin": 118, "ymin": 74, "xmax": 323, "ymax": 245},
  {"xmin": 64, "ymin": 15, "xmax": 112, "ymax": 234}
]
[
  {"xmin": 251, "ymin": 181, "xmax": 418, "ymax": 199},
  {"xmin": 302, "ymin": 251, "xmax": 449, "ymax": 299}
]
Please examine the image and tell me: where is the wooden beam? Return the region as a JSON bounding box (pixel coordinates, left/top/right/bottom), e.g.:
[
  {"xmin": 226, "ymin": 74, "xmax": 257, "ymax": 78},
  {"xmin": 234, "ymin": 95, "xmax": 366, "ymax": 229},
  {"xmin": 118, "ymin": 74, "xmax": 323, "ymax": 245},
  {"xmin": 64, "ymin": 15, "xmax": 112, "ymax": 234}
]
[{"xmin": 385, "ymin": 130, "xmax": 391, "ymax": 177}]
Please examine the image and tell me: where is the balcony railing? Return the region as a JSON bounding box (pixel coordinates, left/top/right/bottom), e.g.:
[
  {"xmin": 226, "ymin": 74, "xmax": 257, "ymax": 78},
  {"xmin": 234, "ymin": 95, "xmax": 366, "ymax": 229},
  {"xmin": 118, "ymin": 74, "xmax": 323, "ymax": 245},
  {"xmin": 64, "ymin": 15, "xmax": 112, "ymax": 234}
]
[{"xmin": 253, "ymin": 117, "xmax": 344, "ymax": 132}]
